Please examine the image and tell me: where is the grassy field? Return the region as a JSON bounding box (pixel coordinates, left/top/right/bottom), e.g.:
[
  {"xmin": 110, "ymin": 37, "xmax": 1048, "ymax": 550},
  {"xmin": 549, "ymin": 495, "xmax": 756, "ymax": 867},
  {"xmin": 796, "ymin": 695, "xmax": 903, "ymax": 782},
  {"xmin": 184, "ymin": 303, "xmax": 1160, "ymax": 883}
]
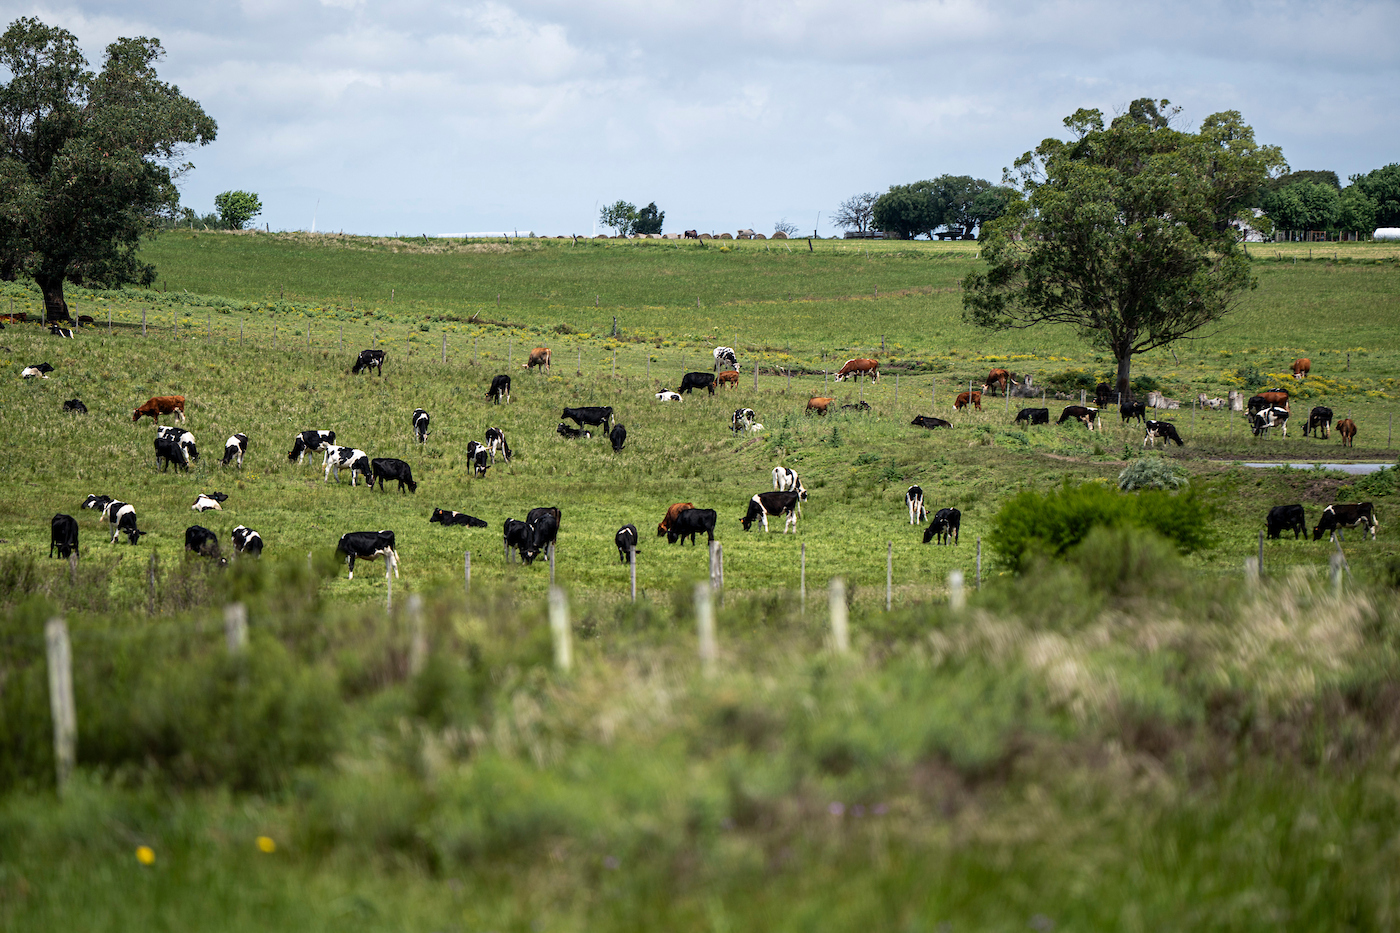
[{"xmin": 2, "ymin": 233, "xmax": 1400, "ymax": 929}]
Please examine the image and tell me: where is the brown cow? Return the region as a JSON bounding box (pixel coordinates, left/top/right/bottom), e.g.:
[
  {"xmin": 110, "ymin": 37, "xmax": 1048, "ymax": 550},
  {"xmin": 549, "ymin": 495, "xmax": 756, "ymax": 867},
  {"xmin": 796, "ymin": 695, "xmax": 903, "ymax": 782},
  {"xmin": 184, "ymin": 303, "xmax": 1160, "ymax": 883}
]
[
  {"xmin": 525, "ymin": 347, "xmax": 551, "ymax": 372},
  {"xmin": 806, "ymin": 397, "xmax": 835, "ymax": 415},
  {"xmin": 1249, "ymin": 389, "xmax": 1290, "ymax": 414},
  {"xmin": 132, "ymin": 395, "xmax": 186, "ymax": 423},
  {"xmin": 982, "ymin": 369, "xmax": 1011, "ymax": 395},
  {"xmin": 834, "ymin": 358, "xmax": 879, "ymax": 382},
  {"xmin": 716, "ymin": 370, "xmax": 739, "ymax": 388},
  {"xmin": 955, "ymin": 391, "xmax": 982, "ymax": 412},
  {"xmin": 1337, "ymin": 418, "xmax": 1357, "ymax": 447},
  {"xmin": 657, "ymin": 502, "xmax": 695, "ymax": 537},
  {"xmin": 1292, "ymin": 358, "xmax": 1311, "ymax": 380}
]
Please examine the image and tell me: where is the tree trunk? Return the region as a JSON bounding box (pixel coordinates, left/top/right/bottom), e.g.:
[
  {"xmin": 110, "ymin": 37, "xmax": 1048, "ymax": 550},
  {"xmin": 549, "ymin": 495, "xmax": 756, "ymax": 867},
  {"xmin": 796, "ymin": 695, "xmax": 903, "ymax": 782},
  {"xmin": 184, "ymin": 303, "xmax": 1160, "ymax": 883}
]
[
  {"xmin": 35, "ymin": 271, "xmax": 72, "ymax": 323},
  {"xmin": 1115, "ymin": 352, "xmax": 1133, "ymax": 402}
]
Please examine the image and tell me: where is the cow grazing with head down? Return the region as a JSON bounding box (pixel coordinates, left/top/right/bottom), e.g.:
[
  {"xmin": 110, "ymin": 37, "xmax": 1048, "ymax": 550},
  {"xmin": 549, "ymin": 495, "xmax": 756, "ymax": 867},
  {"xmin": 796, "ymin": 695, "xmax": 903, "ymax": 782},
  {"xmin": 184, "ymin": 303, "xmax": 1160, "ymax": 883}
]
[
  {"xmin": 232, "ymin": 525, "xmax": 263, "ymax": 557},
  {"xmin": 615, "ymin": 524, "xmax": 639, "ymax": 563},
  {"xmin": 1143, "ymin": 421, "xmax": 1184, "ymax": 447},
  {"xmin": 678, "ymin": 372, "xmax": 716, "ymax": 395},
  {"xmin": 911, "ymin": 415, "xmax": 952, "ymax": 429},
  {"xmin": 742, "ymin": 491, "xmax": 800, "ymax": 533},
  {"xmin": 486, "ymin": 374, "xmax": 512, "ymax": 403},
  {"xmin": 132, "ymin": 395, "xmax": 185, "ymax": 423},
  {"xmin": 156, "ymin": 426, "xmax": 199, "ymax": 463},
  {"xmin": 1250, "ymin": 407, "xmax": 1289, "ymax": 437},
  {"xmin": 288, "ymin": 430, "xmax": 336, "ymax": 463},
  {"xmin": 684, "ymin": 229, "xmax": 699, "ymax": 239},
  {"xmin": 1266, "ymin": 505, "xmax": 1306, "ymax": 540},
  {"xmin": 907, "ymin": 485, "xmax": 927, "ymax": 525},
  {"xmin": 806, "ymin": 397, "xmax": 834, "ymax": 416},
  {"xmin": 955, "ymin": 391, "xmax": 982, "ymax": 412},
  {"xmin": 609, "ymin": 423, "xmax": 627, "ymax": 452},
  {"xmin": 222, "ymin": 433, "xmax": 248, "ymax": 468},
  {"xmin": 563, "ymin": 406, "xmax": 614, "ymax": 430},
  {"xmin": 834, "ymin": 358, "xmax": 879, "ymax": 382},
  {"xmin": 1058, "ymin": 406, "xmax": 1098, "ymax": 430},
  {"xmin": 485, "ymin": 427, "xmax": 512, "ymax": 462},
  {"xmin": 656, "ymin": 391, "xmax": 682, "ymax": 402},
  {"xmin": 668, "ymin": 508, "xmax": 717, "ymax": 545},
  {"xmin": 412, "ymin": 409, "xmax": 430, "ymax": 443},
  {"xmin": 923, "ymin": 508, "xmax": 961, "ymax": 545},
  {"xmin": 657, "ymin": 503, "xmax": 695, "ymax": 537},
  {"xmin": 1337, "ymin": 418, "xmax": 1357, "ymax": 447},
  {"xmin": 525, "ymin": 347, "xmax": 551, "ymax": 372},
  {"xmin": 1313, "ymin": 503, "xmax": 1377, "ymax": 542},
  {"xmin": 185, "ymin": 525, "xmax": 222, "ymax": 559},
  {"xmin": 337, "ymin": 530, "xmax": 399, "ymax": 579},
  {"xmin": 1305, "ymin": 407, "xmax": 1333, "ymax": 439},
  {"xmin": 983, "ymin": 369, "xmax": 1012, "ymax": 396},
  {"xmin": 155, "ymin": 435, "xmax": 190, "ymax": 472},
  {"xmin": 503, "ymin": 519, "xmax": 535, "ymax": 562},
  {"xmin": 1292, "ymin": 358, "xmax": 1311, "ymax": 380},
  {"xmin": 430, "ymin": 508, "xmax": 488, "ymax": 528},
  {"xmin": 372, "ymin": 458, "xmax": 418, "ymax": 493},
  {"xmin": 351, "ymin": 349, "xmax": 385, "ymax": 375},
  {"xmin": 191, "ymin": 492, "xmax": 228, "ymax": 512},
  {"xmin": 526, "ymin": 507, "xmax": 560, "ymax": 557},
  {"xmin": 1015, "ymin": 408, "xmax": 1049, "ymax": 426},
  {"xmin": 323, "ymin": 445, "xmax": 372, "ymax": 485},
  {"xmin": 50, "ymin": 514, "xmax": 79, "ymax": 559},
  {"xmin": 102, "ymin": 500, "xmax": 145, "ymax": 544},
  {"xmin": 714, "ymin": 347, "xmax": 739, "ymax": 372},
  {"xmin": 63, "ymin": 398, "xmax": 87, "ymax": 414}
]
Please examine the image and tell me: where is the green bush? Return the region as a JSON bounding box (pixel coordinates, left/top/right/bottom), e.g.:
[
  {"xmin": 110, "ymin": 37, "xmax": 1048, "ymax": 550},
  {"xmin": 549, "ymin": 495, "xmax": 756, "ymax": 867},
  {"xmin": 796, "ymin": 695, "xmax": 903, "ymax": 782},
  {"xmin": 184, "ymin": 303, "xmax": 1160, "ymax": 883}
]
[
  {"xmin": 1234, "ymin": 364, "xmax": 1266, "ymax": 389},
  {"xmin": 1354, "ymin": 466, "xmax": 1397, "ymax": 498},
  {"xmin": 1131, "ymin": 374, "xmax": 1161, "ymax": 394},
  {"xmin": 1118, "ymin": 457, "xmax": 1189, "ymax": 491}
]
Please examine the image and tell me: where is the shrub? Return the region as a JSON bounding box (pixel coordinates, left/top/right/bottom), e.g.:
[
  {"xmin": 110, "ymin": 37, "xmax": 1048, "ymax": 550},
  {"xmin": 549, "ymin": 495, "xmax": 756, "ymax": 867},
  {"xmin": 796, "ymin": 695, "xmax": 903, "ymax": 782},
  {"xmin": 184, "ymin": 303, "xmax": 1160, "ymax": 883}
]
[
  {"xmin": 1354, "ymin": 466, "xmax": 1396, "ymax": 498},
  {"xmin": 1130, "ymin": 374, "xmax": 1160, "ymax": 394},
  {"xmin": 1234, "ymin": 364, "xmax": 1266, "ymax": 389},
  {"xmin": 1118, "ymin": 457, "xmax": 1189, "ymax": 491}
]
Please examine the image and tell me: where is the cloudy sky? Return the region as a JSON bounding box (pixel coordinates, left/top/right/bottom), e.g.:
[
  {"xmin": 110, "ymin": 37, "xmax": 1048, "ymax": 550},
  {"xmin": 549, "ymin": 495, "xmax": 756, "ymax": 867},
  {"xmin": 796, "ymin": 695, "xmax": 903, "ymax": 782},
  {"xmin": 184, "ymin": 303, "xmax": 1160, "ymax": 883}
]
[{"xmin": 6, "ymin": 1, "xmax": 1398, "ymax": 236}]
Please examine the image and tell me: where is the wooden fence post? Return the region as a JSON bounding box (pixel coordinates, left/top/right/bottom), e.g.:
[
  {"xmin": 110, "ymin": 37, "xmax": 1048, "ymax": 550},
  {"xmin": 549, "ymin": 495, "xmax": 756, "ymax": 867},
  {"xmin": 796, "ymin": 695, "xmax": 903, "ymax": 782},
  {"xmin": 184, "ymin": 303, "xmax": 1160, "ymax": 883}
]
[
  {"xmin": 464, "ymin": 551, "xmax": 471, "ymax": 597},
  {"xmin": 886, "ymin": 542, "xmax": 893, "ymax": 610},
  {"xmin": 549, "ymin": 586, "xmax": 572, "ymax": 672},
  {"xmin": 147, "ymin": 552, "xmax": 156, "ymax": 614},
  {"xmin": 629, "ymin": 545, "xmax": 637, "ymax": 601},
  {"xmin": 224, "ymin": 603, "xmax": 248, "ymax": 653},
  {"xmin": 142, "ymin": 309, "xmax": 147, "ymax": 337},
  {"xmin": 385, "ymin": 551, "xmax": 395, "ymax": 610},
  {"xmin": 976, "ymin": 537, "xmax": 982, "ymax": 589},
  {"xmin": 949, "ymin": 569, "xmax": 965, "ymax": 611},
  {"xmin": 45, "ymin": 617, "xmax": 76, "ymax": 793},
  {"xmin": 442, "ymin": 334, "xmax": 447, "ymax": 364},
  {"xmin": 800, "ymin": 542, "xmax": 806, "ymax": 615},
  {"xmin": 408, "ymin": 594, "xmax": 427, "ymax": 676},
  {"xmin": 829, "ymin": 578, "xmax": 849, "ymax": 653},
  {"xmin": 549, "ymin": 543, "xmax": 556, "ymax": 586},
  {"xmin": 68, "ymin": 551, "xmax": 78, "ymax": 585},
  {"xmin": 695, "ymin": 582, "xmax": 717, "ymax": 676}
]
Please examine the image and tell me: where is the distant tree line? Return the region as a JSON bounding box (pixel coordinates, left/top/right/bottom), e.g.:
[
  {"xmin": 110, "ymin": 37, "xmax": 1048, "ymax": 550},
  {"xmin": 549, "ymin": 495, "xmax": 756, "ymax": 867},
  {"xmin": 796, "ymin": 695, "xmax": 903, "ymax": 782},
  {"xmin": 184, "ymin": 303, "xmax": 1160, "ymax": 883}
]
[
  {"xmin": 1258, "ymin": 164, "xmax": 1400, "ymax": 236},
  {"xmin": 836, "ymin": 176, "xmax": 1017, "ymax": 239}
]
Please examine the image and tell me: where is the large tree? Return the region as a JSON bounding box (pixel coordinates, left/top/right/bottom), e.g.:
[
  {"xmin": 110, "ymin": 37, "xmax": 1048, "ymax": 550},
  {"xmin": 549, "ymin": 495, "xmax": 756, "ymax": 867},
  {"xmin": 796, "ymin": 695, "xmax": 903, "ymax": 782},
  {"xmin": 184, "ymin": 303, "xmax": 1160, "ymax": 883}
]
[
  {"xmin": 214, "ymin": 190, "xmax": 261, "ymax": 230},
  {"xmin": 0, "ymin": 18, "xmax": 216, "ymax": 321},
  {"xmin": 963, "ymin": 99, "xmax": 1285, "ymax": 400},
  {"xmin": 872, "ymin": 181, "xmax": 942, "ymax": 239},
  {"xmin": 632, "ymin": 201, "xmax": 664, "ymax": 235},
  {"xmin": 1351, "ymin": 163, "xmax": 1400, "ymax": 228},
  {"xmin": 832, "ymin": 192, "xmax": 877, "ymax": 234},
  {"xmin": 598, "ymin": 200, "xmax": 636, "ymax": 236},
  {"xmin": 1261, "ymin": 181, "xmax": 1340, "ymax": 233}
]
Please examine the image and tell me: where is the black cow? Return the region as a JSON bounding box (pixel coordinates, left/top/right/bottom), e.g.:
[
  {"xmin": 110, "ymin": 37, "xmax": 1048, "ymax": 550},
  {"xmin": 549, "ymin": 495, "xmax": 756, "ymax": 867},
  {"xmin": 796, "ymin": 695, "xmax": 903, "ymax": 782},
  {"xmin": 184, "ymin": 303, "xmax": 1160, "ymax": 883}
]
[
  {"xmin": 1313, "ymin": 503, "xmax": 1378, "ymax": 542},
  {"xmin": 1094, "ymin": 383, "xmax": 1119, "ymax": 408},
  {"xmin": 615, "ymin": 524, "xmax": 639, "ymax": 563},
  {"xmin": 1143, "ymin": 421, "xmax": 1184, "ymax": 447},
  {"xmin": 485, "ymin": 427, "xmax": 512, "ymax": 463},
  {"xmin": 1014, "ymin": 408, "xmax": 1049, "ymax": 426},
  {"xmin": 232, "ymin": 525, "xmax": 263, "ymax": 557},
  {"xmin": 1058, "ymin": 406, "xmax": 1098, "ymax": 430},
  {"xmin": 677, "ymin": 372, "xmax": 716, "ymax": 395},
  {"xmin": 907, "ymin": 485, "xmax": 927, "ymax": 525},
  {"xmin": 486, "ymin": 374, "xmax": 511, "ymax": 404},
  {"xmin": 526, "ymin": 506, "xmax": 561, "ymax": 529},
  {"xmin": 557, "ymin": 422, "xmax": 591, "ymax": 439},
  {"xmin": 50, "ymin": 514, "xmax": 79, "ymax": 559},
  {"xmin": 503, "ymin": 519, "xmax": 537, "ymax": 563},
  {"xmin": 288, "ymin": 430, "xmax": 336, "ymax": 463},
  {"xmin": 430, "ymin": 508, "xmax": 488, "ymax": 528},
  {"xmin": 63, "ymin": 398, "xmax": 87, "ymax": 414},
  {"xmin": 336, "ymin": 530, "xmax": 399, "ymax": 579},
  {"xmin": 609, "ymin": 423, "xmax": 627, "ymax": 452},
  {"xmin": 1120, "ymin": 401, "xmax": 1147, "ymax": 425},
  {"xmin": 1305, "ymin": 406, "xmax": 1333, "ymax": 439},
  {"xmin": 668, "ymin": 508, "xmax": 717, "ymax": 545},
  {"xmin": 741, "ymin": 491, "xmax": 801, "ymax": 533},
  {"xmin": 103, "ymin": 500, "xmax": 145, "ymax": 545},
  {"xmin": 155, "ymin": 435, "xmax": 190, "ymax": 472},
  {"xmin": 911, "ymin": 415, "xmax": 952, "ymax": 429},
  {"xmin": 412, "ymin": 408, "xmax": 430, "ymax": 443},
  {"xmin": 222, "ymin": 433, "xmax": 249, "ymax": 468},
  {"xmin": 527, "ymin": 511, "xmax": 560, "ymax": 556},
  {"xmin": 185, "ymin": 525, "xmax": 222, "ymax": 559},
  {"xmin": 841, "ymin": 401, "xmax": 872, "ymax": 413},
  {"xmin": 1266, "ymin": 505, "xmax": 1306, "ymax": 540},
  {"xmin": 352, "ymin": 349, "xmax": 385, "ymax": 375},
  {"xmin": 371, "ymin": 458, "xmax": 417, "ymax": 493},
  {"xmin": 562, "ymin": 406, "xmax": 614, "ymax": 430},
  {"xmin": 922, "ymin": 508, "xmax": 961, "ymax": 545}
]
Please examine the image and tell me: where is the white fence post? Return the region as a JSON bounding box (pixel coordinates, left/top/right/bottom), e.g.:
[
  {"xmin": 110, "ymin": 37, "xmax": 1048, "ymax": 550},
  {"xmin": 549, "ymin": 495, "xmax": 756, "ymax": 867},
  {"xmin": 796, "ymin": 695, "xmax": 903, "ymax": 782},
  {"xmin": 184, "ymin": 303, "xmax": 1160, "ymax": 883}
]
[
  {"xmin": 629, "ymin": 545, "xmax": 637, "ymax": 602},
  {"xmin": 829, "ymin": 578, "xmax": 849, "ymax": 653},
  {"xmin": 408, "ymin": 594, "xmax": 427, "ymax": 676},
  {"xmin": 949, "ymin": 569, "xmax": 965, "ymax": 611},
  {"xmin": 45, "ymin": 617, "xmax": 76, "ymax": 793},
  {"xmin": 549, "ymin": 586, "xmax": 572, "ymax": 672},
  {"xmin": 224, "ymin": 603, "xmax": 248, "ymax": 654},
  {"xmin": 695, "ymin": 583, "xmax": 717, "ymax": 676}
]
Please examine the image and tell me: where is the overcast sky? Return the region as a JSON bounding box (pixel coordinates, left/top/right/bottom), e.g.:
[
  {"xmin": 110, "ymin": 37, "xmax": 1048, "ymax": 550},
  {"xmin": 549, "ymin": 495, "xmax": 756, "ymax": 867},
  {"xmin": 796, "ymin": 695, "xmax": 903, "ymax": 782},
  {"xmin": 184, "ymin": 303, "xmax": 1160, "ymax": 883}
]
[{"xmin": 6, "ymin": 1, "xmax": 1398, "ymax": 236}]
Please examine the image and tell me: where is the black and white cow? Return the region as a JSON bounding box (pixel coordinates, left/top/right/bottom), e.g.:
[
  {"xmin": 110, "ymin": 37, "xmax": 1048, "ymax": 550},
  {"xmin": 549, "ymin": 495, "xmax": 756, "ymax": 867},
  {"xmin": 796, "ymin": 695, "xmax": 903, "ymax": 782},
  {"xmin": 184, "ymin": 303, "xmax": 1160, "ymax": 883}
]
[
  {"xmin": 733, "ymin": 408, "xmax": 756, "ymax": 433},
  {"xmin": 486, "ymin": 374, "xmax": 511, "ymax": 404},
  {"xmin": 615, "ymin": 524, "xmax": 639, "ymax": 563},
  {"xmin": 562, "ymin": 406, "xmax": 614, "ymax": 431},
  {"xmin": 1250, "ymin": 407, "xmax": 1289, "ymax": 438},
  {"xmin": 336, "ymin": 530, "xmax": 399, "ymax": 579},
  {"xmin": 21, "ymin": 363, "xmax": 54, "ymax": 379},
  {"xmin": 1313, "ymin": 503, "xmax": 1378, "ymax": 542},
  {"xmin": 1143, "ymin": 421, "xmax": 1184, "ymax": 447},
  {"xmin": 1120, "ymin": 401, "xmax": 1147, "ymax": 425},
  {"xmin": 609, "ymin": 423, "xmax": 627, "ymax": 452},
  {"xmin": 191, "ymin": 492, "xmax": 228, "ymax": 512},
  {"xmin": 1058, "ymin": 406, "xmax": 1099, "ymax": 430},
  {"xmin": 288, "ymin": 430, "xmax": 336, "ymax": 463},
  {"xmin": 922, "ymin": 508, "xmax": 961, "ymax": 545},
  {"xmin": 655, "ymin": 391, "xmax": 682, "ymax": 402},
  {"xmin": 907, "ymin": 485, "xmax": 928, "ymax": 525},
  {"xmin": 1014, "ymin": 408, "xmax": 1049, "ymax": 426},
  {"xmin": 352, "ymin": 349, "xmax": 386, "ymax": 375},
  {"xmin": 49, "ymin": 324, "xmax": 74, "ymax": 338},
  {"xmin": 911, "ymin": 415, "xmax": 952, "ymax": 429},
  {"xmin": 668, "ymin": 508, "xmax": 717, "ymax": 545},
  {"xmin": 485, "ymin": 427, "xmax": 512, "ymax": 463},
  {"xmin": 82, "ymin": 494, "xmax": 114, "ymax": 518},
  {"xmin": 678, "ymin": 372, "xmax": 716, "ymax": 395},
  {"xmin": 773, "ymin": 467, "xmax": 805, "ymax": 495},
  {"xmin": 323, "ymin": 445, "xmax": 372, "ymax": 485},
  {"xmin": 430, "ymin": 508, "xmax": 488, "ymax": 528},
  {"xmin": 157, "ymin": 426, "xmax": 199, "ymax": 462},
  {"xmin": 503, "ymin": 519, "xmax": 536, "ymax": 563},
  {"xmin": 372, "ymin": 458, "xmax": 418, "ymax": 493},
  {"xmin": 741, "ymin": 491, "xmax": 801, "ymax": 533},
  {"xmin": 1305, "ymin": 406, "xmax": 1333, "ymax": 439},
  {"xmin": 63, "ymin": 398, "xmax": 87, "ymax": 414},
  {"xmin": 155, "ymin": 435, "xmax": 191, "ymax": 472},
  {"xmin": 412, "ymin": 409, "xmax": 430, "ymax": 443},
  {"xmin": 466, "ymin": 442, "xmax": 491, "ymax": 477},
  {"xmin": 102, "ymin": 500, "xmax": 145, "ymax": 545},
  {"xmin": 232, "ymin": 525, "xmax": 264, "ymax": 557},
  {"xmin": 557, "ymin": 422, "xmax": 591, "ymax": 439},
  {"xmin": 1266, "ymin": 504, "xmax": 1306, "ymax": 540},
  {"xmin": 50, "ymin": 514, "xmax": 79, "ymax": 559},
  {"xmin": 714, "ymin": 346, "xmax": 739, "ymax": 372},
  {"xmin": 222, "ymin": 433, "xmax": 249, "ymax": 468},
  {"xmin": 185, "ymin": 525, "xmax": 222, "ymax": 559}
]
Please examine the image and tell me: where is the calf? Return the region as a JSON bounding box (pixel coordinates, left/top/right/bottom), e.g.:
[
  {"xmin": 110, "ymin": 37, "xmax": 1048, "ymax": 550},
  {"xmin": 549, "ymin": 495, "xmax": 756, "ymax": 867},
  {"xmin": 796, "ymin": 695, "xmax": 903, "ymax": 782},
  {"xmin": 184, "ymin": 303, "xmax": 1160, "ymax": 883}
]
[
  {"xmin": 430, "ymin": 508, "xmax": 488, "ymax": 528},
  {"xmin": 191, "ymin": 492, "xmax": 228, "ymax": 512},
  {"xmin": 50, "ymin": 324, "xmax": 75, "ymax": 338},
  {"xmin": 907, "ymin": 485, "xmax": 927, "ymax": 525},
  {"xmin": 525, "ymin": 347, "xmax": 552, "ymax": 372},
  {"xmin": 716, "ymin": 370, "xmax": 740, "ymax": 388},
  {"xmin": 615, "ymin": 524, "xmax": 639, "ymax": 563},
  {"xmin": 232, "ymin": 525, "xmax": 263, "ymax": 557},
  {"xmin": 841, "ymin": 401, "xmax": 871, "ymax": 413},
  {"xmin": 955, "ymin": 391, "xmax": 982, "ymax": 412},
  {"xmin": 486, "ymin": 374, "xmax": 512, "ymax": 403},
  {"xmin": 557, "ymin": 422, "xmax": 591, "ymax": 439},
  {"xmin": 222, "ymin": 433, "xmax": 249, "ymax": 468},
  {"xmin": 806, "ymin": 397, "xmax": 834, "ymax": 415},
  {"xmin": 1143, "ymin": 421, "xmax": 1184, "ymax": 447},
  {"xmin": 562, "ymin": 405, "xmax": 614, "ymax": 430},
  {"xmin": 834, "ymin": 358, "xmax": 879, "ymax": 382},
  {"xmin": 323, "ymin": 445, "xmax": 372, "ymax": 485},
  {"xmin": 1304, "ymin": 407, "xmax": 1333, "ymax": 439},
  {"xmin": 372, "ymin": 458, "xmax": 418, "ymax": 493},
  {"xmin": 22, "ymin": 363, "xmax": 54, "ymax": 379},
  {"xmin": 1058, "ymin": 406, "xmax": 1098, "ymax": 430},
  {"xmin": 1313, "ymin": 503, "xmax": 1377, "ymax": 542},
  {"xmin": 288, "ymin": 430, "xmax": 336, "ymax": 463},
  {"xmin": 336, "ymin": 530, "xmax": 399, "ymax": 579},
  {"xmin": 922, "ymin": 507, "xmax": 961, "ymax": 545},
  {"xmin": 351, "ymin": 349, "xmax": 385, "ymax": 375},
  {"xmin": 50, "ymin": 514, "xmax": 79, "ymax": 559},
  {"xmin": 1015, "ymin": 407, "xmax": 1049, "ymax": 426},
  {"xmin": 1266, "ymin": 505, "xmax": 1306, "ymax": 540},
  {"xmin": 132, "ymin": 395, "xmax": 185, "ymax": 423},
  {"xmin": 1120, "ymin": 401, "xmax": 1147, "ymax": 425},
  {"xmin": 155, "ymin": 435, "xmax": 190, "ymax": 472},
  {"xmin": 911, "ymin": 415, "xmax": 952, "ymax": 429},
  {"xmin": 467, "ymin": 443, "xmax": 491, "ymax": 477},
  {"xmin": 741, "ymin": 491, "xmax": 800, "ymax": 533},
  {"xmin": 655, "ymin": 391, "xmax": 682, "ymax": 402},
  {"xmin": 503, "ymin": 518, "xmax": 537, "ymax": 563},
  {"xmin": 185, "ymin": 525, "xmax": 222, "ymax": 559},
  {"xmin": 63, "ymin": 398, "xmax": 87, "ymax": 414},
  {"xmin": 412, "ymin": 408, "xmax": 430, "ymax": 443},
  {"xmin": 1292, "ymin": 358, "xmax": 1311, "ymax": 380},
  {"xmin": 609, "ymin": 423, "xmax": 627, "ymax": 452},
  {"xmin": 657, "ymin": 502, "xmax": 695, "ymax": 537},
  {"xmin": 733, "ymin": 408, "xmax": 756, "ymax": 433},
  {"xmin": 1337, "ymin": 418, "xmax": 1357, "ymax": 447},
  {"xmin": 102, "ymin": 500, "xmax": 145, "ymax": 545},
  {"xmin": 485, "ymin": 427, "xmax": 512, "ymax": 462},
  {"xmin": 678, "ymin": 372, "xmax": 716, "ymax": 395},
  {"xmin": 668, "ymin": 508, "xmax": 717, "ymax": 545},
  {"xmin": 714, "ymin": 347, "xmax": 739, "ymax": 372},
  {"xmin": 1250, "ymin": 407, "xmax": 1289, "ymax": 438}
]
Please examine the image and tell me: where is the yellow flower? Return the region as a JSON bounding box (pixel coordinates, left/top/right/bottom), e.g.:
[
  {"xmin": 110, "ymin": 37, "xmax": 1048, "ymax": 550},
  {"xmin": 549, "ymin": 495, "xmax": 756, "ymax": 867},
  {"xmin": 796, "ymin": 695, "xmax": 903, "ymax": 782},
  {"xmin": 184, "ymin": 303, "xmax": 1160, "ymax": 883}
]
[
  {"xmin": 257, "ymin": 836, "xmax": 276, "ymax": 853},
  {"xmin": 136, "ymin": 846, "xmax": 155, "ymax": 865}
]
